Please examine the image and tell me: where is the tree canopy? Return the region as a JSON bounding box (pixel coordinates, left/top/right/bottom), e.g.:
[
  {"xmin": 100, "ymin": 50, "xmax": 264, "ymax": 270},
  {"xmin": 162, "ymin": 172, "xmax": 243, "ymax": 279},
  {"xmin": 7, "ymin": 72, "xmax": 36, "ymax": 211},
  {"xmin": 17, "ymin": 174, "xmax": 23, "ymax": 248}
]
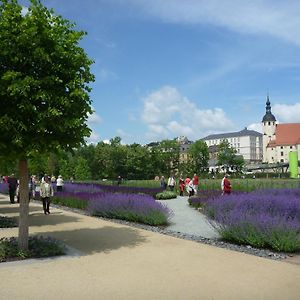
[
  {"xmin": 188, "ymin": 139, "xmax": 209, "ymax": 173},
  {"xmin": 0, "ymin": 0, "xmax": 94, "ymax": 158},
  {"xmin": 0, "ymin": 0, "xmax": 94, "ymax": 250}
]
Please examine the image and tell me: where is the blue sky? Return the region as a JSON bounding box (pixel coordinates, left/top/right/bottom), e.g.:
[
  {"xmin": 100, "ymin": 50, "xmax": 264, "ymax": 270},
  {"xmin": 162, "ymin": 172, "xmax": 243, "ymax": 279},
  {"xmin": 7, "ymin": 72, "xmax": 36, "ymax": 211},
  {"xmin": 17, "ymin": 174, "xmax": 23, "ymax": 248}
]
[{"xmin": 21, "ymin": 0, "xmax": 300, "ymax": 144}]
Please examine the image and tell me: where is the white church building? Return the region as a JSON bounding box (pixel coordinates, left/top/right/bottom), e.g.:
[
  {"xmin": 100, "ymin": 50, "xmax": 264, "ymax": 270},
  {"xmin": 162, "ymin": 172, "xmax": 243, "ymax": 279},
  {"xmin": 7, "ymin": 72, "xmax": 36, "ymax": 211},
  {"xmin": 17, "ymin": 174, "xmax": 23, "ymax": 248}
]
[{"xmin": 262, "ymin": 97, "xmax": 300, "ymax": 164}]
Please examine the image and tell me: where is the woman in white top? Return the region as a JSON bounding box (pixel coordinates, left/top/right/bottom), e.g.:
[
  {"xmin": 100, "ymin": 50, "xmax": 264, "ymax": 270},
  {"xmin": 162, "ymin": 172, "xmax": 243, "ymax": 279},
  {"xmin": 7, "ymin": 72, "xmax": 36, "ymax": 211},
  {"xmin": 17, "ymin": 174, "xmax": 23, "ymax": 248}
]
[
  {"xmin": 40, "ymin": 176, "xmax": 54, "ymax": 215},
  {"xmin": 56, "ymin": 175, "xmax": 64, "ymax": 192}
]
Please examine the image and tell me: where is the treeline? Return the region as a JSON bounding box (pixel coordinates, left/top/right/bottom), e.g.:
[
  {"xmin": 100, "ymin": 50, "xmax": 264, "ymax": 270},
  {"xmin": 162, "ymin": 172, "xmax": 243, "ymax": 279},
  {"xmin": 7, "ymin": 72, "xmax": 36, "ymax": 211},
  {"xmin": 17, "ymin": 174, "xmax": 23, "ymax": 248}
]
[{"xmin": 0, "ymin": 137, "xmax": 244, "ymax": 181}]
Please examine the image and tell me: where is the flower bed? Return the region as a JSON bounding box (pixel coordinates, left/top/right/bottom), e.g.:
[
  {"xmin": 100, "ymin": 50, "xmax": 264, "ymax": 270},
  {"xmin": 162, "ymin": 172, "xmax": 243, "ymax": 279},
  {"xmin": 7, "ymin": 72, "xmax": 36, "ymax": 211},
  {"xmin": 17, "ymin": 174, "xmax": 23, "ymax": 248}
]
[
  {"xmin": 204, "ymin": 189, "xmax": 300, "ymax": 252},
  {"xmin": 188, "ymin": 190, "xmax": 223, "ymax": 208},
  {"xmin": 0, "ymin": 183, "xmax": 8, "ymax": 194},
  {"xmin": 88, "ymin": 192, "xmax": 173, "ymax": 226},
  {"xmin": 61, "ymin": 182, "xmax": 164, "ymax": 198}
]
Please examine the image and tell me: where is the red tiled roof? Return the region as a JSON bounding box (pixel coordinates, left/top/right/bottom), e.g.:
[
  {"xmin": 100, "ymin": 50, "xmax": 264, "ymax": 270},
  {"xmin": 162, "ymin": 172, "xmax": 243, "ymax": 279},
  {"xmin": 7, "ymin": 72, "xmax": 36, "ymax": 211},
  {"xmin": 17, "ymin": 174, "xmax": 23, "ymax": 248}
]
[{"xmin": 268, "ymin": 123, "xmax": 300, "ymax": 147}]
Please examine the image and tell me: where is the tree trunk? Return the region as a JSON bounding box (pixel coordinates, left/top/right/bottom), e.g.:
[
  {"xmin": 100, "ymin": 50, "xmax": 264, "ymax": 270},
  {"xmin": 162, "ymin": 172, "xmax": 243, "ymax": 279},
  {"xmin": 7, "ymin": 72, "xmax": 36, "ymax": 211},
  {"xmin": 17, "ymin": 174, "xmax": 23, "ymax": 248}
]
[{"xmin": 18, "ymin": 159, "xmax": 29, "ymax": 251}]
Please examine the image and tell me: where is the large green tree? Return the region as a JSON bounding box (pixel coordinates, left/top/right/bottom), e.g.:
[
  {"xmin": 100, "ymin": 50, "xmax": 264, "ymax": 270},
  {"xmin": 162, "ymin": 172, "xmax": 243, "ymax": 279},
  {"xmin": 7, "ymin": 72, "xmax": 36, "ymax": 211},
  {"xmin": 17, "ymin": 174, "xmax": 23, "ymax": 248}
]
[
  {"xmin": 188, "ymin": 140, "xmax": 209, "ymax": 173},
  {"xmin": 0, "ymin": 0, "xmax": 94, "ymax": 250},
  {"xmin": 217, "ymin": 140, "xmax": 244, "ymax": 173}
]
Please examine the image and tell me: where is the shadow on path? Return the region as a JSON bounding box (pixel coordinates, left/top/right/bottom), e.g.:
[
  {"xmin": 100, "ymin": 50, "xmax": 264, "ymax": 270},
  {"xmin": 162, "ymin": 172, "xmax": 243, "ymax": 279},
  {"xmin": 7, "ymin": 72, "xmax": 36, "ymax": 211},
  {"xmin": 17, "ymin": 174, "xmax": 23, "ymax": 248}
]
[
  {"xmin": 0, "ymin": 206, "xmax": 41, "ymax": 214},
  {"xmin": 37, "ymin": 226, "xmax": 148, "ymax": 255},
  {"xmin": 27, "ymin": 212, "xmax": 82, "ymax": 227}
]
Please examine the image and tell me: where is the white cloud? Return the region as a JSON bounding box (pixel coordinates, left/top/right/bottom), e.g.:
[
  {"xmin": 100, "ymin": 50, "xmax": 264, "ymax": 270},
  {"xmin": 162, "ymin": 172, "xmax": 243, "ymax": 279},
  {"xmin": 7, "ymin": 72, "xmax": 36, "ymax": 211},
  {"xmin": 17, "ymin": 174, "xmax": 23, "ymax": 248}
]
[
  {"xmin": 128, "ymin": 0, "xmax": 300, "ymax": 46},
  {"xmin": 86, "ymin": 130, "xmax": 100, "ymax": 144},
  {"xmin": 87, "ymin": 110, "xmax": 102, "ymax": 124},
  {"xmin": 247, "ymin": 123, "xmax": 263, "ymax": 133},
  {"xmin": 141, "ymin": 86, "xmax": 234, "ymax": 140},
  {"xmin": 273, "ymin": 103, "xmax": 300, "ymax": 122}
]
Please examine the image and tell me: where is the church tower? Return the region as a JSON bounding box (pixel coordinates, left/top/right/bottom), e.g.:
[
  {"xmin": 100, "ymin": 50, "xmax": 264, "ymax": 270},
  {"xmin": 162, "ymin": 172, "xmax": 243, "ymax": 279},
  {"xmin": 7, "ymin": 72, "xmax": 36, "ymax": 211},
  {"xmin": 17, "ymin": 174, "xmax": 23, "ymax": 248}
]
[{"xmin": 262, "ymin": 96, "xmax": 276, "ymax": 163}]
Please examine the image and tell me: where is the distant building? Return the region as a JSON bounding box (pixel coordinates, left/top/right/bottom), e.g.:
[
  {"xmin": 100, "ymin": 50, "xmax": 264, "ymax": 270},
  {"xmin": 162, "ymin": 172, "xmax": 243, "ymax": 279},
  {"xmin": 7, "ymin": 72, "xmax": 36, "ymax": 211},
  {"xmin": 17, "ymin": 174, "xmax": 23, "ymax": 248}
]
[
  {"xmin": 176, "ymin": 136, "xmax": 193, "ymax": 163},
  {"xmin": 262, "ymin": 96, "xmax": 300, "ymax": 163},
  {"xmin": 202, "ymin": 128, "xmax": 263, "ymax": 164}
]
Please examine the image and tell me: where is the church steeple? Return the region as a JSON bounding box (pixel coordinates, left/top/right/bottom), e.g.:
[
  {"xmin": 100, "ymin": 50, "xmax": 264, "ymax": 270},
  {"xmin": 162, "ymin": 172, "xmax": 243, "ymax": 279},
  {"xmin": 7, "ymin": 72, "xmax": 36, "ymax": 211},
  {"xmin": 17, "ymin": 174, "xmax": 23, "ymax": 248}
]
[{"xmin": 262, "ymin": 95, "xmax": 276, "ymax": 122}]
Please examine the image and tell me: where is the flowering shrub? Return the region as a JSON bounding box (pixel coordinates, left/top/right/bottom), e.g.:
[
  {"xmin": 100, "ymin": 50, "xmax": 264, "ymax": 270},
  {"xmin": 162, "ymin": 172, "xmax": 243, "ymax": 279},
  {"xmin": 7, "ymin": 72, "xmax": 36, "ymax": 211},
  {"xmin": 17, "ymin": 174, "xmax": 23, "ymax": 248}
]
[
  {"xmin": 188, "ymin": 190, "xmax": 223, "ymax": 208},
  {"xmin": 88, "ymin": 192, "xmax": 173, "ymax": 226},
  {"xmin": 0, "ymin": 183, "xmax": 8, "ymax": 194},
  {"xmin": 205, "ymin": 189, "xmax": 300, "ymax": 252},
  {"xmin": 61, "ymin": 182, "xmax": 164, "ymax": 198}
]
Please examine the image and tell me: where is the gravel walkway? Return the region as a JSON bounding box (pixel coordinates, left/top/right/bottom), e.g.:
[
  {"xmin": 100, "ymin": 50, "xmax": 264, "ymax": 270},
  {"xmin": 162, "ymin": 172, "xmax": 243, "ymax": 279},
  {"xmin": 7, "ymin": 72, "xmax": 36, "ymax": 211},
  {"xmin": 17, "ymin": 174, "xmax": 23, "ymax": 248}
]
[{"xmin": 158, "ymin": 196, "xmax": 219, "ymax": 239}]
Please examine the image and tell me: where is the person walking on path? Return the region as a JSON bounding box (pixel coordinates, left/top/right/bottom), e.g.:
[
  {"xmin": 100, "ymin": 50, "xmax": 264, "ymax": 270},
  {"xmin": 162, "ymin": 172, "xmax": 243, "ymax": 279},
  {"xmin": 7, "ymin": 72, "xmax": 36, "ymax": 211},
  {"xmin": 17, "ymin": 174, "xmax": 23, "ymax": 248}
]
[
  {"xmin": 168, "ymin": 175, "xmax": 176, "ymax": 191},
  {"xmin": 160, "ymin": 176, "xmax": 167, "ymax": 190},
  {"xmin": 188, "ymin": 180, "xmax": 195, "ymax": 197},
  {"xmin": 221, "ymin": 174, "xmax": 231, "ymax": 195},
  {"xmin": 185, "ymin": 176, "xmax": 191, "ymax": 194},
  {"xmin": 56, "ymin": 175, "xmax": 64, "ymax": 192},
  {"xmin": 40, "ymin": 175, "xmax": 54, "ymax": 214},
  {"xmin": 179, "ymin": 176, "xmax": 185, "ymax": 196},
  {"xmin": 192, "ymin": 173, "xmax": 199, "ymax": 194},
  {"xmin": 7, "ymin": 174, "xmax": 18, "ymax": 204}
]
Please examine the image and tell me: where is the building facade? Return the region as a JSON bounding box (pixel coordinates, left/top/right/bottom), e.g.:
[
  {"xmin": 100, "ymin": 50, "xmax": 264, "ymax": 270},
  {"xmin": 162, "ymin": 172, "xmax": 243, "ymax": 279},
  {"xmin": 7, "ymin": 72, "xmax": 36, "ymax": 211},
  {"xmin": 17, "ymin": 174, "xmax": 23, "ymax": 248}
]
[
  {"xmin": 262, "ymin": 97, "xmax": 300, "ymax": 163},
  {"xmin": 202, "ymin": 128, "xmax": 263, "ymax": 164},
  {"xmin": 176, "ymin": 136, "xmax": 193, "ymax": 163}
]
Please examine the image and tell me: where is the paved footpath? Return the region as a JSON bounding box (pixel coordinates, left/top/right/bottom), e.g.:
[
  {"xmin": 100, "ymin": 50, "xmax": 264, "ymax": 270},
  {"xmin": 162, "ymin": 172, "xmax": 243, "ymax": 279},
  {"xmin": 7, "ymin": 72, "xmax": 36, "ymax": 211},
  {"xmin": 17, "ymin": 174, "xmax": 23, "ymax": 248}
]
[
  {"xmin": 159, "ymin": 196, "xmax": 219, "ymax": 239},
  {"xmin": 0, "ymin": 194, "xmax": 300, "ymax": 300}
]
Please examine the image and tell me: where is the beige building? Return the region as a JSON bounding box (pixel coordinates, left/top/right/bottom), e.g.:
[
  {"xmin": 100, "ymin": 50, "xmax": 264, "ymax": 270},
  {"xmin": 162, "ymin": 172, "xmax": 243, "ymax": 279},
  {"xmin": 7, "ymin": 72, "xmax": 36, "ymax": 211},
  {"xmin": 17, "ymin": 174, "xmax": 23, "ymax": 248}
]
[
  {"xmin": 202, "ymin": 128, "xmax": 263, "ymax": 164},
  {"xmin": 262, "ymin": 97, "xmax": 300, "ymax": 163}
]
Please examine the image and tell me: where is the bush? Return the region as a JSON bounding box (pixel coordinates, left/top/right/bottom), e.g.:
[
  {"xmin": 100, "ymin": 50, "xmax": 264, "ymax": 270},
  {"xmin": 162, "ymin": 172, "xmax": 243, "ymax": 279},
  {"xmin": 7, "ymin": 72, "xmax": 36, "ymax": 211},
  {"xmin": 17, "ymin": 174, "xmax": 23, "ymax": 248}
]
[
  {"xmin": 88, "ymin": 192, "xmax": 173, "ymax": 226},
  {"xmin": 205, "ymin": 189, "xmax": 300, "ymax": 252},
  {"xmin": 52, "ymin": 196, "xmax": 88, "ymax": 210},
  {"xmin": 155, "ymin": 191, "xmax": 177, "ymax": 200},
  {"xmin": 0, "ymin": 216, "xmax": 17, "ymax": 228},
  {"xmin": 0, "ymin": 236, "xmax": 66, "ymax": 262}
]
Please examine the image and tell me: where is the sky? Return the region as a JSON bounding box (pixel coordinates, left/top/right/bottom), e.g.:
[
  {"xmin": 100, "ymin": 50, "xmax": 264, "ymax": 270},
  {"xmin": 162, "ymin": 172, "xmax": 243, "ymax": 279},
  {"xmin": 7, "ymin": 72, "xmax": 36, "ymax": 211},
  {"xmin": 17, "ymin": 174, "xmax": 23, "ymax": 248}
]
[{"xmin": 20, "ymin": 0, "xmax": 300, "ymax": 144}]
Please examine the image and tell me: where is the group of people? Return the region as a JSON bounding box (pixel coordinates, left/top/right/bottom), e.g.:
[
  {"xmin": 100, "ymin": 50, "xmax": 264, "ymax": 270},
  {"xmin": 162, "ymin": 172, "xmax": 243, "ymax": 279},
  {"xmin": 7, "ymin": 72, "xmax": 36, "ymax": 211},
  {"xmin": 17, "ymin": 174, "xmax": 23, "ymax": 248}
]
[
  {"xmin": 160, "ymin": 173, "xmax": 231, "ymax": 196},
  {"xmin": 5, "ymin": 173, "xmax": 64, "ymax": 215},
  {"xmin": 160, "ymin": 173, "xmax": 199, "ymax": 197}
]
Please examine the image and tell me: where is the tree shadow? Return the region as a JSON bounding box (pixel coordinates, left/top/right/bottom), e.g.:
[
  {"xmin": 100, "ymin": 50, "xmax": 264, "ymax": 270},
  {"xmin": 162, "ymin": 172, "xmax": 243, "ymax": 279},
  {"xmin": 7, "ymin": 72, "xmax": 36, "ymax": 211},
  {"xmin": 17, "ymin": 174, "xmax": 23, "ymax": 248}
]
[
  {"xmin": 37, "ymin": 226, "xmax": 148, "ymax": 255},
  {"xmin": 27, "ymin": 212, "xmax": 82, "ymax": 227},
  {"xmin": 0, "ymin": 206, "xmax": 41, "ymax": 214}
]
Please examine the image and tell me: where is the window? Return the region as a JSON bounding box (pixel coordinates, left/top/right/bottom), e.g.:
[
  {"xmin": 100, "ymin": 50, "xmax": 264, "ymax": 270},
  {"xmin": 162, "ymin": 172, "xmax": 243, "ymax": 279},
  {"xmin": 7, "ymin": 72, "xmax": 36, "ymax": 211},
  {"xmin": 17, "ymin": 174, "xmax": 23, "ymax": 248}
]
[
  {"xmin": 280, "ymin": 159, "xmax": 284, "ymax": 163},
  {"xmin": 280, "ymin": 146, "xmax": 283, "ymax": 149},
  {"xmin": 281, "ymin": 151, "xmax": 284, "ymax": 156},
  {"xmin": 290, "ymin": 146, "xmax": 293, "ymax": 149},
  {"xmin": 268, "ymin": 121, "xmax": 270, "ymax": 125}
]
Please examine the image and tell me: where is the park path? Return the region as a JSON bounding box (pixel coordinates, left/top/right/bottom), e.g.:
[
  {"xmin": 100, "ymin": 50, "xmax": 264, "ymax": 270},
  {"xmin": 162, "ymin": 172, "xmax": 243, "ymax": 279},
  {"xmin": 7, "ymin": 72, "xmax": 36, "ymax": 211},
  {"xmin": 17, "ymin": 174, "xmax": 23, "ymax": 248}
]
[
  {"xmin": 159, "ymin": 196, "xmax": 220, "ymax": 239},
  {"xmin": 0, "ymin": 194, "xmax": 300, "ymax": 300}
]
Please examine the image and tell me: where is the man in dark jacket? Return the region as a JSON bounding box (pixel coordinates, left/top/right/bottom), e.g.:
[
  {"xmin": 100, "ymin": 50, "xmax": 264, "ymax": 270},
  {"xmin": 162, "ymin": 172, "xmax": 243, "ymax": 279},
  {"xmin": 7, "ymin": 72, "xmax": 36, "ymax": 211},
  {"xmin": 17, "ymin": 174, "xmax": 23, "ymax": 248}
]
[{"xmin": 8, "ymin": 174, "xmax": 18, "ymax": 203}]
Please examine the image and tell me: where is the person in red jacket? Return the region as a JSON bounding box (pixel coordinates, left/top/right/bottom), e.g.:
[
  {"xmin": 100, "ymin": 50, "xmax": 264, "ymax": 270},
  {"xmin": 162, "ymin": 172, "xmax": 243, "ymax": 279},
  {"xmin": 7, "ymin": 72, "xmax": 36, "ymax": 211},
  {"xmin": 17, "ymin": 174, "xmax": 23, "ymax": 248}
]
[
  {"xmin": 192, "ymin": 173, "xmax": 199, "ymax": 194},
  {"xmin": 221, "ymin": 174, "xmax": 231, "ymax": 195}
]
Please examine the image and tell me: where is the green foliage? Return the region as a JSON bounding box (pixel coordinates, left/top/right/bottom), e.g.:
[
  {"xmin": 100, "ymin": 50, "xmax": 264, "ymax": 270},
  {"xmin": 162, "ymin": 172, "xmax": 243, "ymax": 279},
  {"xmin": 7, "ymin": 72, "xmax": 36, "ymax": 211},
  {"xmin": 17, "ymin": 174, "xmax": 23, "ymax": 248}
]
[
  {"xmin": 0, "ymin": 216, "xmax": 18, "ymax": 228},
  {"xmin": 219, "ymin": 224, "xmax": 300, "ymax": 252},
  {"xmin": 74, "ymin": 157, "xmax": 91, "ymax": 180},
  {"xmin": 188, "ymin": 139, "xmax": 209, "ymax": 173},
  {"xmin": 0, "ymin": 236, "xmax": 66, "ymax": 262},
  {"xmin": 217, "ymin": 140, "xmax": 244, "ymax": 172},
  {"xmin": 155, "ymin": 191, "xmax": 177, "ymax": 200},
  {"xmin": 0, "ymin": 0, "xmax": 95, "ymax": 157},
  {"xmin": 93, "ymin": 209, "xmax": 168, "ymax": 226},
  {"xmin": 52, "ymin": 196, "xmax": 88, "ymax": 210}
]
